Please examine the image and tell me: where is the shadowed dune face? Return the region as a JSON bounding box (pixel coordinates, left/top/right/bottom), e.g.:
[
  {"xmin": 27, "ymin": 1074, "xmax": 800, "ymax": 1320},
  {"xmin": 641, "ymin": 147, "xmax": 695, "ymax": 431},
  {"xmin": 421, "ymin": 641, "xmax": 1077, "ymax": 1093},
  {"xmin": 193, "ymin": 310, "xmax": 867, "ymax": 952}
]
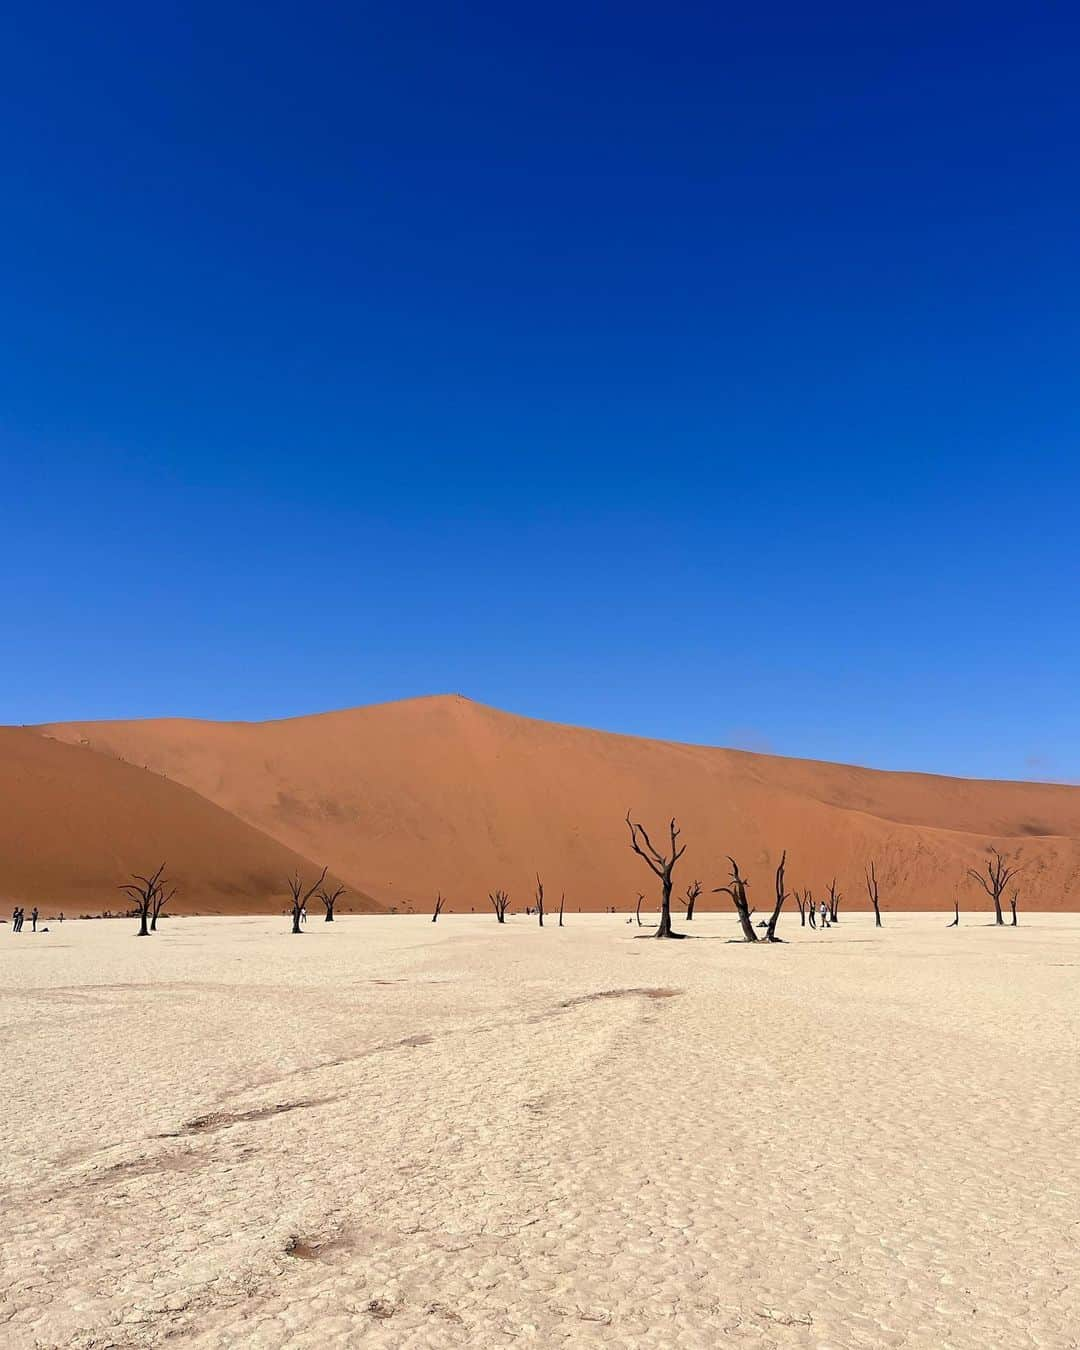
[
  {"xmin": 0, "ymin": 728, "xmax": 372, "ymax": 913},
  {"xmin": 27, "ymin": 695, "xmax": 1080, "ymax": 913}
]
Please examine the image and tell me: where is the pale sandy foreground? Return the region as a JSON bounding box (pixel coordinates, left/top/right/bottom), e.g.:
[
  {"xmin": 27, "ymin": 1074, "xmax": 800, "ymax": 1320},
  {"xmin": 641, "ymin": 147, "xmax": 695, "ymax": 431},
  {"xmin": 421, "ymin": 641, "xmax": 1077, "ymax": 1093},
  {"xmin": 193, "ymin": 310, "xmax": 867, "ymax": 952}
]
[{"xmin": 2, "ymin": 914, "xmax": 1078, "ymax": 1349}]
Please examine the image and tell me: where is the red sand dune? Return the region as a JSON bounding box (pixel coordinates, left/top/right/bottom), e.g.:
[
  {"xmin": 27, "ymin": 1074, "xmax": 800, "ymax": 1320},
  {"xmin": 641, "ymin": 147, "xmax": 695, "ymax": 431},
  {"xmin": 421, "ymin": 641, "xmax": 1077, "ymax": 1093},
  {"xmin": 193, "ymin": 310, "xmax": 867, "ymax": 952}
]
[
  {"xmin": 0, "ymin": 727, "xmax": 369, "ymax": 915},
  {"xmin": 22, "ymin": 694, "xmax": 1080, "ymax": 915}
]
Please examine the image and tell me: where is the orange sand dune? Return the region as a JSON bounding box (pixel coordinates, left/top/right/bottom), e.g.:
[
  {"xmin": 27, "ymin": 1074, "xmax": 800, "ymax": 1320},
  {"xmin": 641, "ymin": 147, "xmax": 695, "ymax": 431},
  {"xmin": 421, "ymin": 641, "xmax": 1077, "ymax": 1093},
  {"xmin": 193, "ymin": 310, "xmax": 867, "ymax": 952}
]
[
  {"xmin": 0, "ymin": 728, "xmax": 372, "ymax": 915},
  {"xmin": 33, "ymin": 695, "xmax": 1080, "ymax": 914}
]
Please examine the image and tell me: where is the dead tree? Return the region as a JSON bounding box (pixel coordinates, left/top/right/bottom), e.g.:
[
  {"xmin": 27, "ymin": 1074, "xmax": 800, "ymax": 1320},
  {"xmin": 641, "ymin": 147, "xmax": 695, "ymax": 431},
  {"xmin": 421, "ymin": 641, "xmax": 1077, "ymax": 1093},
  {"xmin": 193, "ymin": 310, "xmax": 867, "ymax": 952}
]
[
  {"xmin": 827, "ymin": 878, "xmax": 841, "ymax": 924},
  {"xmin": 1010, "ymin": 889, "xmax": 1019, "ymax": 926},
  {"xmin": 967, "ymin": 847, "xmax": 1021, "ymax": 926},
  {"xmin": 806, "ymin": 889, "xmax": 816, "ymax": 928},
  {"xmin": 489, "ymin": 889, "xmax": 512, "ymax": 923},
  {"xmin": 714, "ymin": 858, "xmax": 757, "ymax": 942},
  {"xmin": 635, "ymin": 892, "xmax": 645, "ymax": 926},
  {"xmin": 626, "ymin": 811, "xmax": 687, "ymax": 939},
  {"xmin": 558, "ymin": 891, "xmax": 565, "ymax": 927},
  {"xmin": 865, "ymin": 863, "xmax": 883, "ymax": 928},
  {"xmin": 535, "ymin": 875, "xmax": 545, "ymax": 927},
  {"xmin": 680, "ymin": 880, "xmax": 702, "ymax": 921},
  {"xmin": 287, "ymin": 866, "xmax": 327, "ymax": 934},
  {"xmin": 947, "ymin": 899, "xmax": 959, "ymax": 927},
  {"xmin": 317, "ymin": 883, "xmax": 345, "ymax": 922},
  {"xmin": 793, "ymin": 890, "xmax": 807, "ymax": 926},
  {"xmin": 765, "ymin": 851, "xmax": 789, "ymax": 942},
  {"xmin": 120, "ymin": 862, "xmax": 167, "ymax": 938},
  {"xmin": 150, "ymin": 877, "xmax": 176, "ymax": 931},
  {"xmin": 431, "ymin": 892, "xmax": 446, "ymax": 923}
]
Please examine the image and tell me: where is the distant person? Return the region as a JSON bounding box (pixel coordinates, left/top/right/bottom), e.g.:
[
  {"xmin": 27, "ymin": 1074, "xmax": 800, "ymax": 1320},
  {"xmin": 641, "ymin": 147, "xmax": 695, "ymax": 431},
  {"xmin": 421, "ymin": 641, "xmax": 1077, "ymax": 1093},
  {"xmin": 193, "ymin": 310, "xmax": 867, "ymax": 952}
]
[
  {"xmin": 59, "ymin": 912, "xmax": 65, "ymax": 924},
  {"xmin": 819, "ymin": 900, "xmax": 829, "ymax": 928},
  {"xmin": 31, "ymin": 907, "xmax": 39, "ymax": 933},
  {"xmin": 300, "ymin": 904, "xmax": 308, "ymax": 925},
  {"xmin": 13, "ymin": 907, "xmax": 23, "ymax": 933}
]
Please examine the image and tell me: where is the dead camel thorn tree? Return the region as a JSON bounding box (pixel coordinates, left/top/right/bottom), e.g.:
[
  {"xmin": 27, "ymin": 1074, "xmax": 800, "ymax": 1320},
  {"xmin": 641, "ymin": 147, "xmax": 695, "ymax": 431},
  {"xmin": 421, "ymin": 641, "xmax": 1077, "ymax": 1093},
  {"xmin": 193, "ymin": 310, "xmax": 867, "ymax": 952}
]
[
  {"xmin": 287, "ymin": 866, "xmax": 327, "ymax": 934},
  {"xmin": 967, "ymin": 847, "xmax": 1022, "ymax": 927},
  {"xmin": 947, "ymin": 897, "xmax": 960, "ymax": 927},
  {"xmin": 150, "ymin": 878, "xmax": 176, "ymax": 932},
  {"xmin": 1010, "ymin": 889, "xmax": 1020, "ymax": 926},
  {"xmin": 317, "ymin": 883, "xmax": 346, "ymax": 922},
  {"xmin": 120, "ymin": 862, "xmax": 174, "ymax": 937},
  {"xmin": 558, "ymin": 891, "xmax": 565, "ymax": 927},
  {"xmin": 714, "ymin": 858, "xmax": 757, "ymax": 942},
  {"xmin": 635, "ymin": 892, "xmax": 645, "ymax": 927},
  {"xmin": 625, "ymin": 811, "xmax": 687, "ymax": 939},
  {"xmin": 431, "ymin": 892, "xmax": 446, "ymax": 923},
  {"xmin": 827, "ymin": 878, "xmax": 841, "ymax": 924},
  {"xmin": 535, "ymin": 875, "xmax": 545, "ymax": 927},
  {"xmin": 793, "ymin": 890, "xmax": 807, "ymax": 926},
  {"xmin": 764, "ymin": 850, "xmax": 789, "ymax": 942},
  {"xmin": 865, "ymin": 862, "xmax": 883, "ymax": 928},
  {"xmin": 489, "ymin": 889, "xmax": 512, "ymax": 923},
  {"xmin": 680, "ymin": 879, "xmax": 702, "ymax": 921}
]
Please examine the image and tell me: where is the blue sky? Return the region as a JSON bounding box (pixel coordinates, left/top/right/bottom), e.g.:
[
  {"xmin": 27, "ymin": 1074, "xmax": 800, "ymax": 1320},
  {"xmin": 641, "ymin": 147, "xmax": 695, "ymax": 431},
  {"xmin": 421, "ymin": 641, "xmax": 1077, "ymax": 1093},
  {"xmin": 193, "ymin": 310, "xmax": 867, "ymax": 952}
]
[{"xmin": 2, "ymin": 2, "xmax": 1077, "ymax": 780}]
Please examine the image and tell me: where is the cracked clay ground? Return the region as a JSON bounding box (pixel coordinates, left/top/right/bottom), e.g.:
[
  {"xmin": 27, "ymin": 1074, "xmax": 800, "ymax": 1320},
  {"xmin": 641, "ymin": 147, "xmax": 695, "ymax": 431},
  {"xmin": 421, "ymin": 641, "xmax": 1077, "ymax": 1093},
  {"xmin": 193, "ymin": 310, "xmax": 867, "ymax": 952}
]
[{"xmin": 2, "ymin": 912, "xmax": 1078, "ymax": 1348}]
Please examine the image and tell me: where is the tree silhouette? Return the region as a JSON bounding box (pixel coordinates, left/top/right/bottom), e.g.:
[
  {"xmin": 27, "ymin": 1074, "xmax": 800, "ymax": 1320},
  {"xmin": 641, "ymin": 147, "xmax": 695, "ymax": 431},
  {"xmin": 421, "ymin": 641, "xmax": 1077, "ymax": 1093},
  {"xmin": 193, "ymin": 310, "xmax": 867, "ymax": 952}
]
[
  {"xmin": 317, "ymin": 883, "xmax": 345, "ymax": 922},
  {"xmin": 865, "ymin": 863, "xmax": 883, "ymax": 928},
  {"xmin": 120, "ymin": 863, "xmax": 172, "ymax": 938},
  {"xmin": 625, "ymin": 812, "xmax": 687, "ymax": 939},
  {"xmin": 967, "ymin": 848, "xmax": 1021, "ymax": 926},
  {"xmin": 764, "ymin": 851, "xmax": 789, "ymax": 942},
  {"xmin": 431, "ymin": 892, "xmax": 446, "ymax": 923},
  {"xmin": 679, "ymin": 879, "xmax": 702, "ymax": 921},
  {"xmin": 287, "ymin": 867, "xmax": 327, "ymax": 934},
  {"xmin": 489, "ymin": 889, "xmax": 512, "ymax": 923},
  {"xmin": 715, "ymin": 858, "xmax": 757, "ymax": 942}
]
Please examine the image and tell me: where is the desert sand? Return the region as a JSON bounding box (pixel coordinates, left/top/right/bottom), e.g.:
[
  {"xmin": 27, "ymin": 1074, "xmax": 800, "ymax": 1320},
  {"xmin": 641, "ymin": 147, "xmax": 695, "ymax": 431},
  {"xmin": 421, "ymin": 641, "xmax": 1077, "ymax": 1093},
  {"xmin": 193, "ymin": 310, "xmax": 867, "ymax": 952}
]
[
  {"xmin": 22, "ymin": 695, "xmax": 1080, "ymax": 913},
  {"xmin": 3, "ymin": 910, "xmax": 1078, "ymax": 1347},
  {"xmin": 0, "ymin": 728, "xmax": 369, "ymax": 915}
]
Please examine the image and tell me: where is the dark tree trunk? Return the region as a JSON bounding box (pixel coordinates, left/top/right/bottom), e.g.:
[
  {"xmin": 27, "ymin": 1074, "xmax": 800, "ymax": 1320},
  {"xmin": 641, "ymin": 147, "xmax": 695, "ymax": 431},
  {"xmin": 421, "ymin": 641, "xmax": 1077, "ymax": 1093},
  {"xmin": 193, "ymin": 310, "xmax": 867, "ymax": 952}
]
[
  {"xmin": 1010, "ymin": 897, "xmax": 1018, "ymax": 926},
  {"xmin": 765, "ymin": 851, "xmax": 788, "ymax": 942},
  {"xmin": 558, "ymin": 892, "xmax": 565, "ymax": 927},
  {"xmin": 138, "ymin": 908, "xmax": 149, "ymax": 937},
  {"xmin": 292, "ymin": 908, "xmax": 302, "ymax": 934},
  {"xmin": 716, "ymin": 859, "xmax": 758, "ymax": 942},
  {"xmin": 654, "ymin": 875, "xmax": 685, "ymax": 937},
  {"xmin": 864, "ymin": 867, "xmax": 882, "ymax": 927},
  {"xmin": 969, "ymin": 848, "xmax": 1020, "ymax": 928},
  {"xmin": 635, "ymin": 893, "xmax": 644, "ymax": 926},
  {"xmin": 325, "ymin": 905, "xmax": 334, "ymax": 922},
  {"xmin": 626, "ymin": 813, "xmax": 686, "ymax": 939},
  {"xmin": 947, "ymin": 901, "xmax": 959, "ymax": 927}
]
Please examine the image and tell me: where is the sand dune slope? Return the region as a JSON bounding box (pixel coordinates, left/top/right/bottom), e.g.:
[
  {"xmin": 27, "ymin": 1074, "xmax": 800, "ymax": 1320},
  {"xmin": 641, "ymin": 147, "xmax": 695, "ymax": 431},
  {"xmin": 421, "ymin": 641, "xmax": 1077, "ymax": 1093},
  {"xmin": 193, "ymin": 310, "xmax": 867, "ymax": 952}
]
[
  {"xmin": 0, "ymin": 728, "xmax": 373, "ymax": 914},
  {"xmin": 35, "ymin": 695, "xmax": 1080, "ymax": 912}
]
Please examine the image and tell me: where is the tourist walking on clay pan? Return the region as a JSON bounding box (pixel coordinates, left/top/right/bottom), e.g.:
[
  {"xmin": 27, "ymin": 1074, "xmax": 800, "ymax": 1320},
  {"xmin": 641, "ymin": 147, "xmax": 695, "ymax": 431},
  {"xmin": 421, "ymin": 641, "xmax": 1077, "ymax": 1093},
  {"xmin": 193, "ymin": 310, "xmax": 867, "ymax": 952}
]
[
  {"xmin": 12, "ymin": 906, "xmax": 23, "ymax": 932},
  {"xmin": 819, "ymin": 900, "xmax": 829, "ymax": 928},
  {"xmin": 31, "ymin": 906, "xmax": 39, "ymax": 933}
]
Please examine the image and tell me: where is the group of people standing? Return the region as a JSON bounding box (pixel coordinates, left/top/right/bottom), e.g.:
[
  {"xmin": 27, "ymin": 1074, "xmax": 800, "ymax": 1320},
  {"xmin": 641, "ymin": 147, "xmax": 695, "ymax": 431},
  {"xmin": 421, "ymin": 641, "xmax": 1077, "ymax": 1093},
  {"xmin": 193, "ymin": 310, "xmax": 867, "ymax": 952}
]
[{"xmin": 8, "ymin": 907, "xmax": 58, "ymax": 933}]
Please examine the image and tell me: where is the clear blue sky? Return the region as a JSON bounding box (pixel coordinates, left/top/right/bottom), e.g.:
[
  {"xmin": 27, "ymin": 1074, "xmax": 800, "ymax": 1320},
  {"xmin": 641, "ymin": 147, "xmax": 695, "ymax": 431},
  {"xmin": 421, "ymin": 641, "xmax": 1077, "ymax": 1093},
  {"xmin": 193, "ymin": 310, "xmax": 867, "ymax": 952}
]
[{"xmin": 2, "ymin": 3, "xmax": 1077, "ymax": 781}]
